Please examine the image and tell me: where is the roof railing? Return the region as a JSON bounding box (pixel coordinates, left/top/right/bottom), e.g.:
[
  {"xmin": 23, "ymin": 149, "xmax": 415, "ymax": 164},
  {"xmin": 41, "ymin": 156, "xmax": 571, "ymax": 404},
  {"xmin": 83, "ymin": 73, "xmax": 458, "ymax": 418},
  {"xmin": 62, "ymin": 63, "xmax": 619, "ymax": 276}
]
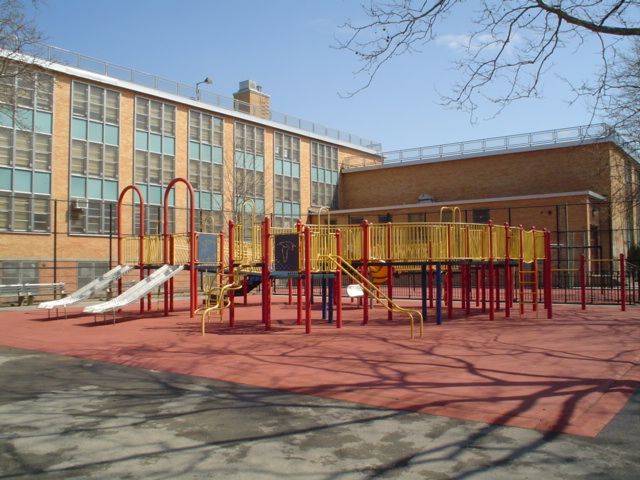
[
  {"xmin": 23, "ymin": 43, "xmax": 382, "ymax": 152},
  {"xmin": 343, "ymin": 124, "xmax": 625, "ymax": 169}
]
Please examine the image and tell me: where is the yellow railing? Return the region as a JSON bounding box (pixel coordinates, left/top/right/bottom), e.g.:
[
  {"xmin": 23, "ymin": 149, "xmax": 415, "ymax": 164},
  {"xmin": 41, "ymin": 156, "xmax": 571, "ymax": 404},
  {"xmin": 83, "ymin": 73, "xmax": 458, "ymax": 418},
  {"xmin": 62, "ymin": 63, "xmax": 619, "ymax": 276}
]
[
  {"xmin": 119, "ymin": 221, "xmax": 547, "ymax": 269},
  {"xmin": 324, "ymin": 254, "xmax": 423, "ymax": 339},
  {"xmin": 144, "ymin": 235, "xmax": 163, "ymax": 264}
]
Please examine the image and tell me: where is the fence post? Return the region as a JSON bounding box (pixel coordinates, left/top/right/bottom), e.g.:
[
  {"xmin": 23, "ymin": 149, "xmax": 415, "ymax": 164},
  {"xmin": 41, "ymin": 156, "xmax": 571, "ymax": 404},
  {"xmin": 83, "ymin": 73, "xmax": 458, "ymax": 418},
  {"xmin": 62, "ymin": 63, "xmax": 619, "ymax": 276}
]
[
  {"xmin": 580, "ymin": 254, "xmax": 586, "ymax": 310},
  {"xmin": 620, "ymin": 253, "xmax": 626, "ymax": 312}
]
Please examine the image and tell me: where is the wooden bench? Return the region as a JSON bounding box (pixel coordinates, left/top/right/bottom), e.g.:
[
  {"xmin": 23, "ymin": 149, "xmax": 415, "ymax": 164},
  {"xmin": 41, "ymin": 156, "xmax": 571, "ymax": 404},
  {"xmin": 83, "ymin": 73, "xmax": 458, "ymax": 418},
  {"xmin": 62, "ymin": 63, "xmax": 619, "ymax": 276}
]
[{"xmin": 0, "ymin": 283, "xmax": 65, "ymax": 306}]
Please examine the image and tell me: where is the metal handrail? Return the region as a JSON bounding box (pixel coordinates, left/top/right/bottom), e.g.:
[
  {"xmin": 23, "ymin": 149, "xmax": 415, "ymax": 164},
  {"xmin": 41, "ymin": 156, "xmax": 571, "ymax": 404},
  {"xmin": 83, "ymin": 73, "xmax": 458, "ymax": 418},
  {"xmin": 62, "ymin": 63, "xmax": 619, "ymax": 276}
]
[
  {"xmin": 22, "ymin": 43, "xmax": 382, "ymax": 152},
  {"xmin": 343, "ymin": 124, "xmax": 622, "ymax": 169}
]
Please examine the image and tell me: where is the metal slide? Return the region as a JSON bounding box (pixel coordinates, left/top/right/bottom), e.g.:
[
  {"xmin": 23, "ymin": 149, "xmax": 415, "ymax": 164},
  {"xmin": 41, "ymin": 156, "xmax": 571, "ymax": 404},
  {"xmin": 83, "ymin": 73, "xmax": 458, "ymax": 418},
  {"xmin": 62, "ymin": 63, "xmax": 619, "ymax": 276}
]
[
  {"xmin": 38, "ymin": 264, "xmax": 134, "ymax": 317},
  {"xmin": 83, "ymin": 265, "xmax": 184, "ymax": 316}
]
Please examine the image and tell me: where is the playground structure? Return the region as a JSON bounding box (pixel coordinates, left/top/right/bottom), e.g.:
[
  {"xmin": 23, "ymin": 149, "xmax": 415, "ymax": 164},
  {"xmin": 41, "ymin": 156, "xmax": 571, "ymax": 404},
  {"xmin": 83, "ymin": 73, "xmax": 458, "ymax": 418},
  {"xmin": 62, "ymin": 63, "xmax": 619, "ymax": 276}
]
[{"xmin": 58, "ymin": 179, "xmax": 572, "ymax": 339}]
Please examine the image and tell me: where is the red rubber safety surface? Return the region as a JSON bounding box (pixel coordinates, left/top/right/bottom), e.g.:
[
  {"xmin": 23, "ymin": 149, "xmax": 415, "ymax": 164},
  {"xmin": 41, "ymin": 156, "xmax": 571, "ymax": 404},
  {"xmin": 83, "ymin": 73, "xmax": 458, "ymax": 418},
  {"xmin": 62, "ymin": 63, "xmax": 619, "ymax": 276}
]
[{"xmin": 1, "ymin": 297, "xmax": 639, "ymax": 438}]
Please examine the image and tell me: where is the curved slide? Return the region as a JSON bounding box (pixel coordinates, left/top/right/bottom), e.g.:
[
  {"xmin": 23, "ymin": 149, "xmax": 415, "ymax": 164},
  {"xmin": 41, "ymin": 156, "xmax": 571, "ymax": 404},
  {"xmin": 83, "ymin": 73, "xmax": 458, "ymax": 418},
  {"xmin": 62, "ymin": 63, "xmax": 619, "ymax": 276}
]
[
  {"xmin": 38, "ymin": 264, "xmax": 134, "ymax": 317},
  {"xmin": 84, "ymin": 264, "xmax": 184, "ymax": 315}
]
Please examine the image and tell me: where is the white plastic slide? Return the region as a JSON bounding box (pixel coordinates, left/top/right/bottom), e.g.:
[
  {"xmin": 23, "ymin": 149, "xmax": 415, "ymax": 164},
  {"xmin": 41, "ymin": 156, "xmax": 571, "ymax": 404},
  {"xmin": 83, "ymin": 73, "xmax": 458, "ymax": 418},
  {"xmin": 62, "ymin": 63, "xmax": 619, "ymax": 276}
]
[
  {"xmin": 38, "ymin": 264, "xmax": 134, "ymax": 315},
  {"xmin": 83, "ymin": 264, "xmax": 184, "ymax": 315}
]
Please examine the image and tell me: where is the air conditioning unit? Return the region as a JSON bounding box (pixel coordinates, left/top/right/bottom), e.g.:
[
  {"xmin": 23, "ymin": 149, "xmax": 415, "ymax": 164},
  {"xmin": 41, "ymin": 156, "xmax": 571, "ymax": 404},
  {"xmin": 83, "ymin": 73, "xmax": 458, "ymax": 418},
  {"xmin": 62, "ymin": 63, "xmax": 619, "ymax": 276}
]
[
  {"xmin": 418, "ymin": 193, "xmax": 435, "ymax": 203},
  {"xmin": 71, "ymin": 199, "xmax": 88, "ymax": 210}
]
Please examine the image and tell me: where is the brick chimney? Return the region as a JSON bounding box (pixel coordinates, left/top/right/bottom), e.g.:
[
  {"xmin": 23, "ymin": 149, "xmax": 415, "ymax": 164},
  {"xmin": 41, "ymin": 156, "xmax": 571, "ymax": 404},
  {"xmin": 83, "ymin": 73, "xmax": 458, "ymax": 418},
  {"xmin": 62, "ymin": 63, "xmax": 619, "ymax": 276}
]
[{"xmin": 233, "ymin": 80, "xmax": 270, "ymax": 119}]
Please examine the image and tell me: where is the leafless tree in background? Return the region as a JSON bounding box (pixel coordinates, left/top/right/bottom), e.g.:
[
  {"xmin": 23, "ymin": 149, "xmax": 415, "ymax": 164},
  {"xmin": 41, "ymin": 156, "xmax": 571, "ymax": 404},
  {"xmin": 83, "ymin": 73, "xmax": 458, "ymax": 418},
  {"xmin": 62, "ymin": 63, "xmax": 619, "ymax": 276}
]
[
  {"xmin": 0, "ymin": 0, "xmax": 43, "ymax": 100},
  {"xmin": 338, "ymin": 1, "xmax": 640, "ymax": 117}
]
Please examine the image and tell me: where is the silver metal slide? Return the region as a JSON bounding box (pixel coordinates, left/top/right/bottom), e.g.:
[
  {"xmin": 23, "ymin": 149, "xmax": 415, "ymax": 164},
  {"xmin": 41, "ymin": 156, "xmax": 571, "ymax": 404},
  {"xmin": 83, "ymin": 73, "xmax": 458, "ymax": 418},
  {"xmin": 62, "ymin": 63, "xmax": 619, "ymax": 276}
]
[
  {"xmin": 83, "ymin": 265, "xmax": 184, "ymax": 316},
  {"xmin": 38, "ymin": 264, "xmax": 134, "ymax": 316}
]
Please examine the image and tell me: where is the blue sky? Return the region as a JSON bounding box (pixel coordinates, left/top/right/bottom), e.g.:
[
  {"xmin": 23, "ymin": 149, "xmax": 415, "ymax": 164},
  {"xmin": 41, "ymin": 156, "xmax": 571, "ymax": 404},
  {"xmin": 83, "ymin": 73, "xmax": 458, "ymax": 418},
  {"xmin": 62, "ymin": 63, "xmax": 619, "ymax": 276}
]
[{"xmin": 28, "ymin": 0, "xmax": 614, "ymax": 151}]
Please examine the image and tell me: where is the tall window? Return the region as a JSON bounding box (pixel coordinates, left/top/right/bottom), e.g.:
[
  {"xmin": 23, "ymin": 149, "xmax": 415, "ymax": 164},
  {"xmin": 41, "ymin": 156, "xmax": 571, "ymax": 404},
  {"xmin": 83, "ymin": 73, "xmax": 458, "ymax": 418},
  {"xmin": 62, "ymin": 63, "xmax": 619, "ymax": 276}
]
[
  {"xmin": 189, "ymin": 111, "xmax": 224, "ymax": 232},
  {"xmin": 134, "ymin": 97, "xmax": 176, "ymax": 233},
  {"xmin": 0, "ymin": 70, "xmax": 53, "ymax": 232},
  {"xmin": 273, "ymin": 132, "xmax": 301, "ymax": 227},
  {"xmin": 311, "ymin": 142, "xmax": 338, "ymax": 209},
  {"xmin": 69, "ymin": 81, "xmax": 119, "ymax": 234},
  {"xmin": 234, "ymin": 122, "xmax": 265, "ymax": 215}
]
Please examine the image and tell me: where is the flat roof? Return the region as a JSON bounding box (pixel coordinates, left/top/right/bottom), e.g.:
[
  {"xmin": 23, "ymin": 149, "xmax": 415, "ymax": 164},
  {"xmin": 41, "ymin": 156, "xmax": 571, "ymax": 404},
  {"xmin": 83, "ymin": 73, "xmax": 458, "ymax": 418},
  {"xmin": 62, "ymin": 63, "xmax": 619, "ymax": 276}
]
[
  {"xmin": 323, "ymin": 190, "xmax": 606, "ymax": 215},
  {"xmin": 3, "ymin": 46, "xmax": 381, "ymax": 156}
]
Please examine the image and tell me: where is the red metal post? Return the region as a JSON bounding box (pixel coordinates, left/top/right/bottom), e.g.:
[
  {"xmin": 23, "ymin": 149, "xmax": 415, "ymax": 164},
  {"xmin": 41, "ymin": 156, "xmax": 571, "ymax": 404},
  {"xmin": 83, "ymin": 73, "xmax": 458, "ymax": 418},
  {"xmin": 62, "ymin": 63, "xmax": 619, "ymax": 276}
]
[
  {"xmin": 579, "ymin": 254, "xmax": 586, "ymax": 310},
  {"xmin": 475, "ymin": 266, "xmax": 480, "ymax": 307},
  {"xmin": 163, "ymin": 178, "xmax": 196, "ymax": 318},
  {"xmin": 117, "ymin": 185, "xmax": 145, "ymax": 312},
  {"xmin": 228, "ymin": 220, "xmax": 235, "ymax": 327},
  {"xmin": 296, "ymin": 220, "xmax": 302, "ymax": 326},
  {"xmin": 263, "ymin": 216, "xmax": 272, "ymax": 330},
  {"xmin": 386, "ymin": 222, "xmax": 393, "ymax": 321},
  {"xmin": 169, "ymin": 235, "xmax": 175, "ymax": 312},
  {"xmin": 532, "ymin": 227, "xmax": 538, "ymax": 313},
  {"xmin": 488, "ymin": 221, "xmax": 495, "ymax": 321},
  {"xmin": 336, "ymin": 229, "xmax": 343, "ymax": 328},
  {"xmin": 620, "ymin": 253, "xmax": 626, "ymax": 312},
  {"xmin": 304, "ymin": 225, "xmax": 312, "ymax": 333},
  {"xmin": 504, "ymin": 223, "xmax": 511, "ymax": 318},
  {"xmin": 362, "ymin": 220, "xmax": 370, "ymax": 325},
  {"xmin": 545, "ymin": 229, "xmax": 553, "ymax": 319}
]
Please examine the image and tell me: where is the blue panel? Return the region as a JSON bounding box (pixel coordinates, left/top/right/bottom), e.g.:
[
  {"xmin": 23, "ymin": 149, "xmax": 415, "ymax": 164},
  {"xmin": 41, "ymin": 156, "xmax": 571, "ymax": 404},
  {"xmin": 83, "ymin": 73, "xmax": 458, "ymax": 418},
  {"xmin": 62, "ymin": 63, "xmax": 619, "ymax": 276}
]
[
  {"xmin": 201, "ymin": 144, "xmax": 212, "ymax": 162},
  {"xmin": 292, "ymin": 203, "xmax": 300, "ymax": 217},
  {"xmin": 135, "ymin": 131, "xmax": 148, "ymax": 150},
  {"xmin": 163, "ymin": 136, "xmax": 175, "ymax": 155},
  {"xmin": 104, "ymin": 180, "xmax": 118, "ymax": 201},
  {"xmin": 88, "ymin": 122, "xmax": 103, "ymax": 143},
  {"xmin": 255, "ymin": 155, "xmax": 264, "ymax": 172},
  {"xmin": 283, "ymin": 202, "xmax": 292, "ymax": 216},
  {"xmin": 0, "ymin": 167, "xmax": 11, "ymax": 190},
  {"xmin": 283, "ymin": 161, "xmax": 291, "ymax": 177},
  {"xmin": 14, "ymin": 169, "xmax": 31, "ymax": 192},
  {"xmin": 167, "ymin": 189, "xmax": 175, "ymax": 206},
  {"xmin": 292, "ymin": 163, "xmax": 300, "ymax": 178},
  {"xmin": 72, "ymin": 118, "xmax": 87, "ymax": 140},
  {"xmin": 255, "ymin": 198, "xmax": 264, "ymax": 214},
  {"xmin": 201, "ymin": 191, "xmax": 212, "ymax": 210},
  {"xmin": 311, "ymin": 167, "xmax": 318, "ymax": 182},
  {"xmin": 275, "ymin": 201, "xmax": 283, "ymax": 215},
  {"xmin": 135, "ymin": 183, "xmax": 147, "ymax": 202},
  {"xmin": 87, "ymin": 178, "xmax": 102, "ymax": 199},
  {"xmin": 149, "ymin": 133, "xmax": 162, "ymax": 154},
  {"xmin": 212, "ymin": 146, "xmax": 223, "ymax": 164},
  {"xmin": 35, "ymin": 111, "xmax": 53, "ymax": 134},
  {"xmin": 245, "ymin": 154, "xmax": 255, "ymax": 170},
  {"xmin": 275, "ymin": 160, "xmax": 282, "ymax": 176},
  {"xmin": 212, "ymin": 193, "xmax": 222, "ymax": 210},
  {"xmin": 194, "ymin": 192, "xmax": 200, "ymax": 209},
  {"xmin": 332, "ymin": 171, "xmax": 338, "ymax": 185},
  {"xmin": 71, "ymin": 176, "xmax": 86, "ymax": 198},
  {"xmin": 15, "ymin": 108, "xmax": 33, "ymax": 130},
  {"xmin": 33, "ymin": 172, "xmax": 50, "ymax": 194},
  {"xmin": 234, "ymin": 151, "xmax": 244, "ymax": 168},
  {"xmin": 318, "ymin": 169, "xmax": 325, "ymax": 183},
  {"xmin": 189, "ymin": 141, "xmax": 200, "ymax": 160},
  {"xmin": 197, "ymin": 233, "xmax": 218, "ymax": 263},
  {"xmin": 104, "ymin": 125, "xmax": 119, "ymax": 145},
  {"xmin": 0, "ymin": 109, "xmax": 13, "ymax": 128},
  {"xmin": 149, "ymin": 185, "xmax": 162, "ymax": 204}
]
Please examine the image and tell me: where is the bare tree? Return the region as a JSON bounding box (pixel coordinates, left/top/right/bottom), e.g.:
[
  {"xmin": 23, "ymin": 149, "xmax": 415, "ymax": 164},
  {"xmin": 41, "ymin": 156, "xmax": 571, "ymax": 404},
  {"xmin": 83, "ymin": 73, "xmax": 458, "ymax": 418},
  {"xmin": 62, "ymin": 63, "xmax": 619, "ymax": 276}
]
[
  {"xmin": 0, "ymin": 0, "xmax": 43, "ymax": 96},
  {"xmin": 338, "ymin": 1, "xmax": 640, "ymax": 118}
]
